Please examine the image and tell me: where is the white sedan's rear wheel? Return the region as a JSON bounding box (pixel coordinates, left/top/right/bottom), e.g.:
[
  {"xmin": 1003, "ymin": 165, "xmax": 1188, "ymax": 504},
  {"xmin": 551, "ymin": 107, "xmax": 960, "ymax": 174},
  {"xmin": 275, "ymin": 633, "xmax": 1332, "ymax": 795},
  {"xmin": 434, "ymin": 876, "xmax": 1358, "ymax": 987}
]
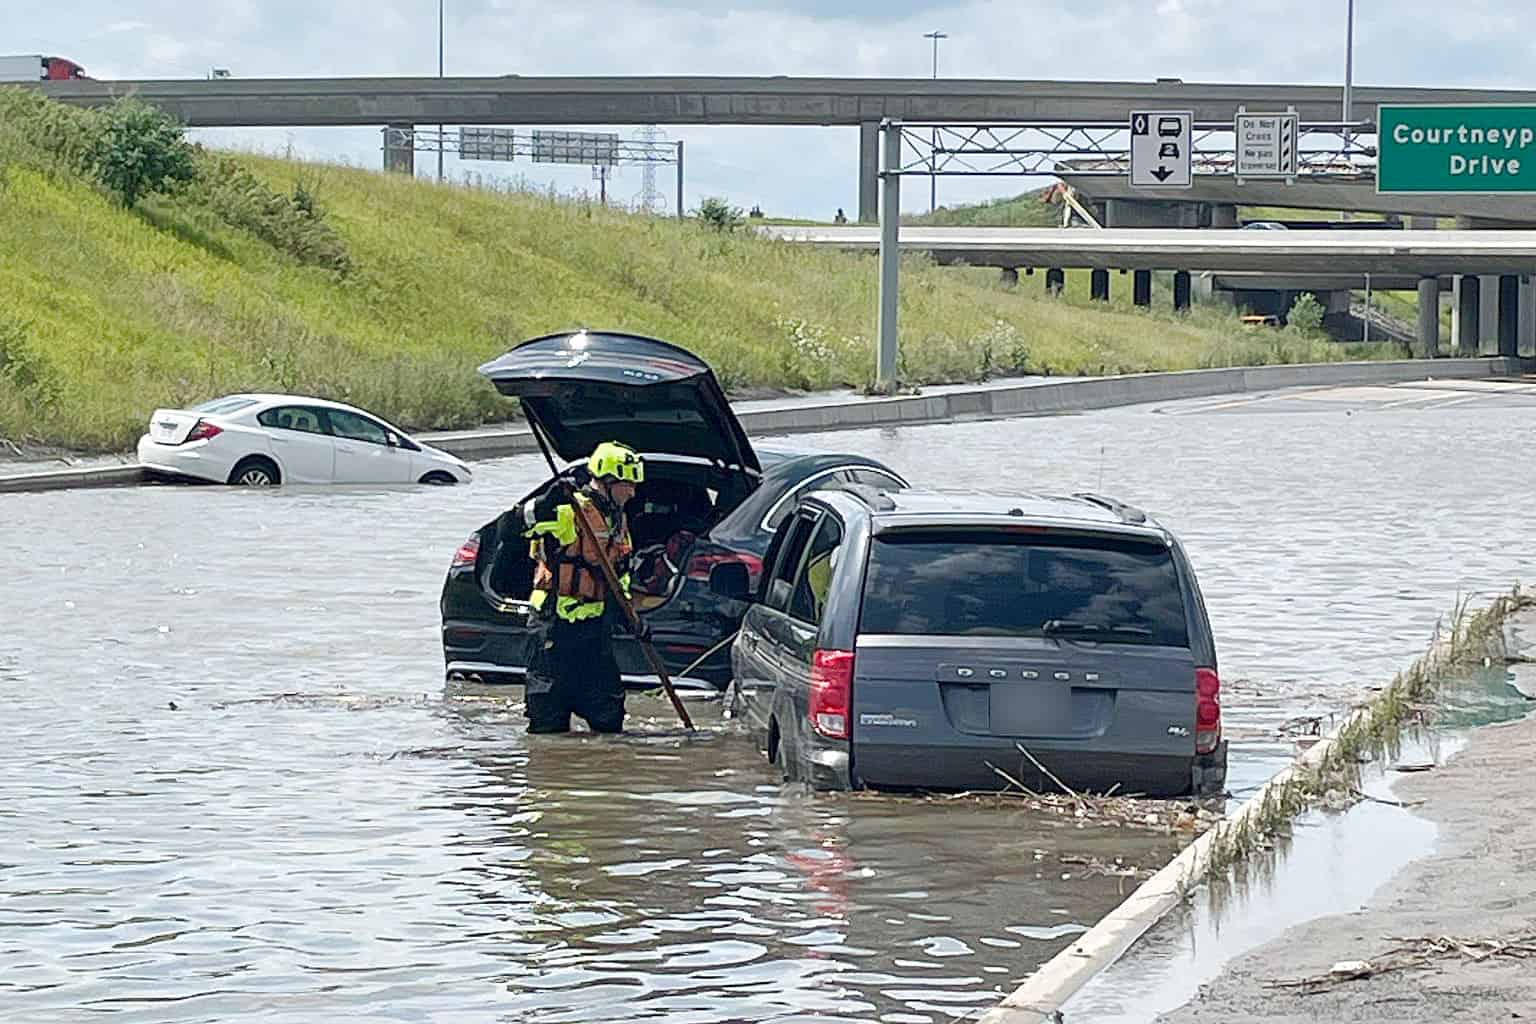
[{"xmin": 229, "ymin": 456, "xmax": 280, "ymax": 487}]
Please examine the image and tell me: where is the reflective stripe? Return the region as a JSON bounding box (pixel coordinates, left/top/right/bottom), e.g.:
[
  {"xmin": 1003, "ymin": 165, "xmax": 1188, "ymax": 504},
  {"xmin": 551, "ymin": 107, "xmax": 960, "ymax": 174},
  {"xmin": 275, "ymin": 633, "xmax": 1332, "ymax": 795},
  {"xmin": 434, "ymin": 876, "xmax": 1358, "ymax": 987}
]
[{"xmin": 526, "ymin": 503, "xmax": 577, "ymax": 546}]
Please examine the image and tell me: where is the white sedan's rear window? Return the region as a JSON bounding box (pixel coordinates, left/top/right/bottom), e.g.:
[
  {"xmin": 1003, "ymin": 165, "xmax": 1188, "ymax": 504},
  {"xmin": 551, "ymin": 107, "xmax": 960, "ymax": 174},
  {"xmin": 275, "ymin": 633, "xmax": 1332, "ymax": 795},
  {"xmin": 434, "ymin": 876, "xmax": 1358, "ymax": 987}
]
[{"xmin": 192, "ymin": 397, "xmax": 258, "ymax": 415}]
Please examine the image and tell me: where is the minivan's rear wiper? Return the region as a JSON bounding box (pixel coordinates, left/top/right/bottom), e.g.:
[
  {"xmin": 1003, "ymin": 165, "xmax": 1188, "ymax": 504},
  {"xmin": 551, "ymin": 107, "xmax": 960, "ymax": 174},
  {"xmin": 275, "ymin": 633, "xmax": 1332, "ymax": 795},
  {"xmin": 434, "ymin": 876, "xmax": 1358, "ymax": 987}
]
[{"xmin": 1041, "ymin": 619, "xmax": 1154, "ymax": 639}]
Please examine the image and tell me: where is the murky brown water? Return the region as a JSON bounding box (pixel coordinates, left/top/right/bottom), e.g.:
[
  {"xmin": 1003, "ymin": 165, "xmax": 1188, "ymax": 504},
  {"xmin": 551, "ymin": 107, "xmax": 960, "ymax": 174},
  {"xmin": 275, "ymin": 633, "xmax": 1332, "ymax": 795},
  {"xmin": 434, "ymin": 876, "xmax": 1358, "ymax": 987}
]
[{"xmin": 6, "ymin": 384, "xmax": 1536, "ymax": 1022}]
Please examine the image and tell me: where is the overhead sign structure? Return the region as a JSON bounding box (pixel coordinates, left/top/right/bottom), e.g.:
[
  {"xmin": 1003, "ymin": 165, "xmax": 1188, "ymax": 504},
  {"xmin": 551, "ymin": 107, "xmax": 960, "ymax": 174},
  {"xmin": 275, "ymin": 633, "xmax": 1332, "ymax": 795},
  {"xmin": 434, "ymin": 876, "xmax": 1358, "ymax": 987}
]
[
  {"xmin": 1234, "ymin": 112, "xmax": 1298, "ymax": 180},
  {"xmin": 532, "ymin": 129, "xmax": 619, "ymax": 166},
  {"xmin": 459, "ymin": 127, "xmax": 516, "ymax": 162},
  {"xmin": 1378, "ymin": 105, "xmax": 1536, "ymax": 194},
  {"xmin": 1129, "ymin": 110, "xmax": 1192, "ymax": 188}
]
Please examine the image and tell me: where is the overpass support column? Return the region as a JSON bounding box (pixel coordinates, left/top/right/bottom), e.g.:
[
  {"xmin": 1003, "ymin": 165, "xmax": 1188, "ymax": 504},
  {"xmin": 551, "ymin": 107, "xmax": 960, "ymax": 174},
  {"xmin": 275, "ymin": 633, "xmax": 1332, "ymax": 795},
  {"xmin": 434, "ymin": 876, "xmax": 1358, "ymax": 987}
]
[
  {"xmin": 1133, "ymin": 270, "xmax": 1152, "ymax": 307},
  {"xmin": 1172, "ymin": 271, "xmax": 1192, "ymax": 312},
  {"xmin": 1209, "ymin": 204, "xmax": 1238, "ymax": 229},
  {"xmin": 1456, "ymin": 276, "xmax": 1481, "ymax": 356},
  {"xmin": 383, "ymin": 124, "xmax": 415, "ymax": 175},
  {"xmin": 1418, "ymin": 276, "xmax": 1441, "ymax": 358},
  {"xmin": 1498, "ymin": 274, "xmax": 1520, "ymax": 356},
  {"xmin": 1520, "ymin": 277, "xmax": 1534, "ymax": 357},
  {"xmin": 1090, "ymin": 268, "xmax": 1110, "ymax": 302},
  {"xmin": 1045, "ymin": 268, "xmax": 1065, "ymax": 296},
  {"xmin": 858, "ymin": 121, "xmax": 880, "ymax": 224}
]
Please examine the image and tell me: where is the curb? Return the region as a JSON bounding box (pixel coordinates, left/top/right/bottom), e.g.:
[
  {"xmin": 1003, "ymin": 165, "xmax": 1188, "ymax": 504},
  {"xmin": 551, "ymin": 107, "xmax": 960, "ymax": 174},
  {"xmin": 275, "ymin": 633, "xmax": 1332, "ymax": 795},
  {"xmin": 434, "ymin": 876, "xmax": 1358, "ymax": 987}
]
[
  {"xmin": 978, "ymin": 713, "xmax": 1357, "ymax": 1024},
  {"xmin": 1, "ymin": 357, "xmax": 1528, "ymax": 494},
  {"xmin": 0, "ymin": 464, "xmax": 144, "ymax": 494}
]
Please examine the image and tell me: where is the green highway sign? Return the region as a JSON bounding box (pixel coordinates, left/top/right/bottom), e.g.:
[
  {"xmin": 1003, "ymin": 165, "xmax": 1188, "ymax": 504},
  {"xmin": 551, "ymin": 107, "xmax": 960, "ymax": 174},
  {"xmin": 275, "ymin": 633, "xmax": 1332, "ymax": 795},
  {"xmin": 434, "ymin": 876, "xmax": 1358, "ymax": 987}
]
[{"xmin": 1378, "ymin": 104, "xmax": 1536, "ymax": 194}]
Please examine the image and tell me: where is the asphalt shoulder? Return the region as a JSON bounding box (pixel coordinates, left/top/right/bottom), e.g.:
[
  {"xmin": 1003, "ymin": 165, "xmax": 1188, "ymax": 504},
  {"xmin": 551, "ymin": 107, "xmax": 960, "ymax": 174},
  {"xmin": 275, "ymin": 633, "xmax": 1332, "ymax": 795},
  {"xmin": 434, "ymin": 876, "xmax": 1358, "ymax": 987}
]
[{"xmin": 1153, "ymin": 708, "xmax": 1536, "ymax": 1024}]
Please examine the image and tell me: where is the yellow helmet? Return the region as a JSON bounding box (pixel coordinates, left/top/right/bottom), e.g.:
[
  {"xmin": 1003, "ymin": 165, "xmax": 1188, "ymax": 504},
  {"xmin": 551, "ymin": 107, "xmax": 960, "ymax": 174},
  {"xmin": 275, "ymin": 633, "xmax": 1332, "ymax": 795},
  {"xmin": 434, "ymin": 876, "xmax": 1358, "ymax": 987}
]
[{"xmin": 588, "ymin": 441, "xmax": 644, "ymax": 484}]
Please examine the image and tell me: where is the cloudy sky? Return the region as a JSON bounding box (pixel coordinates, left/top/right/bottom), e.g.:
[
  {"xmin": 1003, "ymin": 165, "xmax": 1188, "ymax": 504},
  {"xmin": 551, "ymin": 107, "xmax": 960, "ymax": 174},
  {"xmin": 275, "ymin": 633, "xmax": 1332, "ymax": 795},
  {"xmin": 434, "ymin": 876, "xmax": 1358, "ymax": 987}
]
[{"xmin": 7, "ymin": 2, "xmax": 1535, "ymax": 215}]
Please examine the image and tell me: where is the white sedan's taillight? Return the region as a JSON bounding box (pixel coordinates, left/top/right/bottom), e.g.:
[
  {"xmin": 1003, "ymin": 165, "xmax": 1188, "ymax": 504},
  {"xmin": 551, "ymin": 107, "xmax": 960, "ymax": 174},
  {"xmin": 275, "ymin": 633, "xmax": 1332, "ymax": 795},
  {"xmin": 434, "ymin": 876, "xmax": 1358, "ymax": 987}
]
[{"xmin": 184, "ymin": 419, "xmax": 223, "ymax": 444}]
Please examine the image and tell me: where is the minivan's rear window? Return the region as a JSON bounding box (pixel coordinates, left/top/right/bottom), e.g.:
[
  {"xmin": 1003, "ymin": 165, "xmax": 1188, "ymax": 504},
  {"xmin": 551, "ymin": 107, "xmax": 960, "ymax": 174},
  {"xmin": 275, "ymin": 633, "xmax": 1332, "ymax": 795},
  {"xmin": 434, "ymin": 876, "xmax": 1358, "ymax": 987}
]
[{"xmin": 859, "ymin": 530, "xmax": 1189, "ymax": 646}]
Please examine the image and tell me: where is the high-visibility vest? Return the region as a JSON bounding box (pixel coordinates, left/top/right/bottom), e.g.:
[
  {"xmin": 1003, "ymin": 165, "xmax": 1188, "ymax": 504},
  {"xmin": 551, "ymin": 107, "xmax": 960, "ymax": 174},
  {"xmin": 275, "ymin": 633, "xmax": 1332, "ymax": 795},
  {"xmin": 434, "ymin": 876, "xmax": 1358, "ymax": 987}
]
[{"xmin": 528, "ymin": 492, "xmax": 632, "ymax": 622}]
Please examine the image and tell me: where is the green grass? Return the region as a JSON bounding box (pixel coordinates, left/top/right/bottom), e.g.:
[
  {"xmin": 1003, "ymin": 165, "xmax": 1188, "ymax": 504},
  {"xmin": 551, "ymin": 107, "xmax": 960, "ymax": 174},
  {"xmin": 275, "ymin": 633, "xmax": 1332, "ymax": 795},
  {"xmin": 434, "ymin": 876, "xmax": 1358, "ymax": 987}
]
[
  {"xmin": 905, "ymin": 189, "xmax": 1058, "ymax": 227},
  {"xmin": 0, "ymin": 93, "xmax": 1396, "ymax": 453}
]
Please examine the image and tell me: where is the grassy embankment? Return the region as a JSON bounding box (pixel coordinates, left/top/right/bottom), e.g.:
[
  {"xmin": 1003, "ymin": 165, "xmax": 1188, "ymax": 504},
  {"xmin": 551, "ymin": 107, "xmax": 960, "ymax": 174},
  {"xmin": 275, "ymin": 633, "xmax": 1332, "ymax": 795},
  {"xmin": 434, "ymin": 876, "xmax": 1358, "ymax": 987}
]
[{"xmin": 0, "ymin": 92, "xmax": 1395, "ymax": 453}]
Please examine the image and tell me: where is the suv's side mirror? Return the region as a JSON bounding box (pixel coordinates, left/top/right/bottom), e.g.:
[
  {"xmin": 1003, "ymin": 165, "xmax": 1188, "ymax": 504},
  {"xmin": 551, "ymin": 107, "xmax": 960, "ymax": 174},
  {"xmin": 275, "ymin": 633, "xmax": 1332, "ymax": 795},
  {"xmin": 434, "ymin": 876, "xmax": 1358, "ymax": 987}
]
[
  {"xmin": 385, "ymin": 431, "xmax": 402, "ymax": 448},
  {"xmin": 709, "ymin": 562, "xmax": 752, "ymax": 602}
]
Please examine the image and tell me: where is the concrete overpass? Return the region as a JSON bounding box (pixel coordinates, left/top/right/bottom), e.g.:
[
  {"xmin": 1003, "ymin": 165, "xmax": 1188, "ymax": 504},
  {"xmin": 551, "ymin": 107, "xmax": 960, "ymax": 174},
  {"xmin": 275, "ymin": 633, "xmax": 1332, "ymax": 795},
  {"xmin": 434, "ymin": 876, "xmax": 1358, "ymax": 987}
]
[
  {"xmin": 1055, "ymin": 170, "xmax": 1535, "ymax": 227},
  {"xmin": 33, "ymin": 75, "xmax": 1536, "ymax": 221},
  {"xmin": 766, "ymin": 225, "xmax": 1536, "ymax": 356}
]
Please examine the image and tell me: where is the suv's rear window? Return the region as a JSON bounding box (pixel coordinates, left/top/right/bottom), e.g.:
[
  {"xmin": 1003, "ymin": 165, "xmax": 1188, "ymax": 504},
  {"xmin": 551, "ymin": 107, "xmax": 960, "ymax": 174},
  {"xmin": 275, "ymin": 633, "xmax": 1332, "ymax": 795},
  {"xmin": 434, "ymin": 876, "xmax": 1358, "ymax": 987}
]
[{"xmin": 859, "ymin": 530, "xmax": 1189, "ymax": 646}]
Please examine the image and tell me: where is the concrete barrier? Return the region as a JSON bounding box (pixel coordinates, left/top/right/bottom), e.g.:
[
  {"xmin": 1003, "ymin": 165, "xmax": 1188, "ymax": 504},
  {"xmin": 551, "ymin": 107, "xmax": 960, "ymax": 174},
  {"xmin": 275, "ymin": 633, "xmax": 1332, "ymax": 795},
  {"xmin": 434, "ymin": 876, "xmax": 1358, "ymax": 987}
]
[
  {"xmin": 0, "ymin": 464, "xmax": 145, "ymax": 494},
  {"xmin": 1, "ymin": 358, "xmax": 1527, "ymax": 493},
  {"xmin": 423, "ymin": 357, "xmax": 1526, "ymax": 460}
]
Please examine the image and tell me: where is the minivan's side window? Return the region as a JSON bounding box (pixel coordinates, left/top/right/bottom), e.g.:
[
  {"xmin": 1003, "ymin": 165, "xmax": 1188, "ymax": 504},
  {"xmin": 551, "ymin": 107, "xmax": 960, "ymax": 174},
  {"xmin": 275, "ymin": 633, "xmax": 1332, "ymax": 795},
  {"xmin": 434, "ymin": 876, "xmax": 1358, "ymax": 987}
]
[
  {"xmin": 328, "ymin": 410, "xmax": 390, "ymax": 446},
  {"xmin": 258, "ymin": 406, "xmax": 327, "ymax": 435},
  {"xmin": 766, "ymin": 510, "xmax": 818, "ymax": 613},
  {"xmin": 790, "ymin": 514, "xmax": 844, "ymax": 624}
]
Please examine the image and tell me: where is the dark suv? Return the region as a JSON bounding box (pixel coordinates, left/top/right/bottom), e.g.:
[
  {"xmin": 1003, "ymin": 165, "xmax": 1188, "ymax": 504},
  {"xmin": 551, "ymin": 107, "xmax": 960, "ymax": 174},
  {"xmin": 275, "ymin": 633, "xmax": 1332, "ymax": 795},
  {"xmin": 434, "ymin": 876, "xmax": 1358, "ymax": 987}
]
[
  {"xmin": 730, "ymin": 487, "xmax": 1227, "ymax": 798},
  {"xmin": 439, "ymin": 331, "xmax": 907, "ymax": 690}
]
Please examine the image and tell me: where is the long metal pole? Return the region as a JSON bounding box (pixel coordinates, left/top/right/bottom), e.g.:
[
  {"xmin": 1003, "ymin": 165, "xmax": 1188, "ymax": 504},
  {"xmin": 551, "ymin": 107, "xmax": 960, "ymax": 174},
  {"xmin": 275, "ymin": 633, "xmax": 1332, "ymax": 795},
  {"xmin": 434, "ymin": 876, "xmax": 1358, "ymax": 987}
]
[
  {"xmin": 1342, "ymin": 0, "xmax": 1355, "ymax": 150},
  {"xmin": 925, "ymin": 30, "xmax": 945, "ymax": 213},
  {"xmin": 437, "ymin": 0, "xmax": 444, "ymax": 181},
  {"xmin": 676, "ymin": 140, "xmax": 684, "ymax": 219},
  {"xmin": 876, "ymin": 120, "xmax": 901, "ymax": 390}
]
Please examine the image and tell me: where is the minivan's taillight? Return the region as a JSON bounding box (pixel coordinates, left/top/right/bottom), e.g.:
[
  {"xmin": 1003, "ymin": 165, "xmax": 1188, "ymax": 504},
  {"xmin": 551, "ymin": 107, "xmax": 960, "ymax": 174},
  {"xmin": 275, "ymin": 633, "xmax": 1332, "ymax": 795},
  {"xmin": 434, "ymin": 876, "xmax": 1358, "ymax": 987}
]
[
  {"xmin": 809, "ymin": 649, "xmax": 854, "ymax": 740},
  {"xmin": 1195, "ymin": 667, "xmax": 1221, "ymax": 755},
  {"xmin": 184, "ymin": 419, "xmax": 223, "ymax": 443},
  {"xmin": 450, "ymin": 534, "xmax": 480, "ymax": 570}
]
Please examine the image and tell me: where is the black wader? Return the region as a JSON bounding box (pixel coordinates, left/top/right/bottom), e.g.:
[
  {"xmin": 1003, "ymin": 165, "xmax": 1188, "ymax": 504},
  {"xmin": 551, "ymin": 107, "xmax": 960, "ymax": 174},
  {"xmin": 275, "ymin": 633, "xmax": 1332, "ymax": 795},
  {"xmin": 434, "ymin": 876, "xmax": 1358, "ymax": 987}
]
[{"xmin": 524, "ymin": 611, "xmax": 625, "ymax": 734}]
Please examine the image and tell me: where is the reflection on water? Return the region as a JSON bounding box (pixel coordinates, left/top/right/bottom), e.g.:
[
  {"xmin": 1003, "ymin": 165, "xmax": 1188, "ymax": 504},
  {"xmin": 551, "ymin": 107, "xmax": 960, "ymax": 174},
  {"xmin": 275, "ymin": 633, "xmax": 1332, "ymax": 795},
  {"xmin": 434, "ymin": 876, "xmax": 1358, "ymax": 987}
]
[{"xmin": 5, "ymin": 398, "xmax": 1536, "ymax": 1021}]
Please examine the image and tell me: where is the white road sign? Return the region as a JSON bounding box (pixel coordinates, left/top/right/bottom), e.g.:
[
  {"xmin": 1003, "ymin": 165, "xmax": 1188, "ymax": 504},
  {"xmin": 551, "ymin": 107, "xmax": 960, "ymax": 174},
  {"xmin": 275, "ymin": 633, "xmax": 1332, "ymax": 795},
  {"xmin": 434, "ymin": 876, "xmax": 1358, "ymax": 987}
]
[
  {"xmin": 532, "ymin": 130, "xmax": 619, "ymax": 166},
  {"xmin": 1235, "ymin": 113, "xmax": 1299, "ymax": 179},
  {"xmin": 459, "ymin": 127, "xmax": 517, "ymax": 162},
  {"xmin": 1130, "ymin": 110, "xmax": 1193, "ymax": 188}
]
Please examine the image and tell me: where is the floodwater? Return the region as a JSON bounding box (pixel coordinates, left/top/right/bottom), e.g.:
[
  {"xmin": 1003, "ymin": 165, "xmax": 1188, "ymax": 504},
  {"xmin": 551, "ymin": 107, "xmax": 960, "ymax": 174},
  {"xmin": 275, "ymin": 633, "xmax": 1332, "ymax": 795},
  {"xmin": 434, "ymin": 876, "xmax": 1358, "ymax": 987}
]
[{"xmin": 6, "ymin": 379, "xmax": 1536, "ymax": 1022}]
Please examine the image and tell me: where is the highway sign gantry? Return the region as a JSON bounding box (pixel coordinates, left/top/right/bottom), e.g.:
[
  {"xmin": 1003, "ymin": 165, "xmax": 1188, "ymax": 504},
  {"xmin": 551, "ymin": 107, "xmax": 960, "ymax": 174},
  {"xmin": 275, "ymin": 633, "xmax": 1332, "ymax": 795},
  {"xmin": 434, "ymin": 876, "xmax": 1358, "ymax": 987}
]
[
  {"xmin": 1235, "ymin": 111, "xmax": 1299, "ymax": 180},
  {"xmin": 1378, "ymin": 104, "xmax": 1536, "ymax": 193},
  {"xmin": 1130, "ymin": 110, "xmax": 1192, "ymax": 188}
]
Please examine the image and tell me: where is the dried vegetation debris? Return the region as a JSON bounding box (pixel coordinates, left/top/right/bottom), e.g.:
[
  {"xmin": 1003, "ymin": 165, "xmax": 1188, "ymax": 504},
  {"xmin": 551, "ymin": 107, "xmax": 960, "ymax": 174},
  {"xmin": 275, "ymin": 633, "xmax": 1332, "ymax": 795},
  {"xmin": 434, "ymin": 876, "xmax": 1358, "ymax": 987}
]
[{"xmin": 1266, "ymin": 933, "xmax": 1536, "ymax": 994}]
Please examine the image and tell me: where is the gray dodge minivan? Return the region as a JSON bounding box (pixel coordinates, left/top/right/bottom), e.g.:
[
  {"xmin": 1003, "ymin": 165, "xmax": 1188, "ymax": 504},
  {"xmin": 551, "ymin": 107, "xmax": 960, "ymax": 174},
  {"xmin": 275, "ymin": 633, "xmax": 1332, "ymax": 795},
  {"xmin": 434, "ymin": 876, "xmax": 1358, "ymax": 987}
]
[{"xmin": 730, "ymin": 487, "xmax": 1227, "ymax": 798}]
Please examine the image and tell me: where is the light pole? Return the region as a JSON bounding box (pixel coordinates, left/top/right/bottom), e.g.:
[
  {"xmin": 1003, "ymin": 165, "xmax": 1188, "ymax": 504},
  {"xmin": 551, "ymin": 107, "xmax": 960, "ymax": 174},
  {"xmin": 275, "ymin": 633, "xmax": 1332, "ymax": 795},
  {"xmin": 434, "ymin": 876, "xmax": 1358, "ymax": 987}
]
[
  {"xmin": 437, "ymin": 0, "xmax": 445, "ymax": 182},
  {"xmin": 924, "ymin": 30, "xmax": 946, "ymax": 213}
]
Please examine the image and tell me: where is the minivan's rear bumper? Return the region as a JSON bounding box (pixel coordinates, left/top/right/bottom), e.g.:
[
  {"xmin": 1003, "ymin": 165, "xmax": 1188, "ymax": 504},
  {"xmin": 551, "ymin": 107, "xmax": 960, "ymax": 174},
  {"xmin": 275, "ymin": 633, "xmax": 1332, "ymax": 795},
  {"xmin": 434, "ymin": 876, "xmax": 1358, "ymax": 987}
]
[{"xmin": 853, "ymin": 741, "xmax": 1225, "ymax": 799}]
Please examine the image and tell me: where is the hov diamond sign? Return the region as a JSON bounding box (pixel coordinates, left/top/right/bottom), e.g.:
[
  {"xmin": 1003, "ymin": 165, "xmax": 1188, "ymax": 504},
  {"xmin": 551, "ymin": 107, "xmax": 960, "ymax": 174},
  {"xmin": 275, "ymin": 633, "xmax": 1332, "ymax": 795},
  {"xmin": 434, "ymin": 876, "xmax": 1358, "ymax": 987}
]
[
  {"xmin": 1130, "ymin": 110, "xmax": 1192, "ymax": 188},
  {"xmin": 1235, "ymin": 112, "xmax": 1298, "ymax": 180},
  {"xmin": 1378, "ymin": 105, "xmax": 1536, "ymax": 193}
]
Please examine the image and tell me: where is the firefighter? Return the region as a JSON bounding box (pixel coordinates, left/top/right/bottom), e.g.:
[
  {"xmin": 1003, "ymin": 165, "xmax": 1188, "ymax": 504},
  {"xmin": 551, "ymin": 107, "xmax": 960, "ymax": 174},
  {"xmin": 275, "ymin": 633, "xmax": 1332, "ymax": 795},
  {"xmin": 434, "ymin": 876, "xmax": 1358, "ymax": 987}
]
[{"xmin": 515, "ymin": 441, "xmax": 645, "ymax": 734}]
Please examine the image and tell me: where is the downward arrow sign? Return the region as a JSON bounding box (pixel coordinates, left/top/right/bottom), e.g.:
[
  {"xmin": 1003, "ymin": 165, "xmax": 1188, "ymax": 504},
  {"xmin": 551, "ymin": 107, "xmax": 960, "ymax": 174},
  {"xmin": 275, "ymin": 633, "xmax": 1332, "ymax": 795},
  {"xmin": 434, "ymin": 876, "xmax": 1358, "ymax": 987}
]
[{"xmin": 1151, "ymin": 166, "xmax": 1175, "ymax": 182}]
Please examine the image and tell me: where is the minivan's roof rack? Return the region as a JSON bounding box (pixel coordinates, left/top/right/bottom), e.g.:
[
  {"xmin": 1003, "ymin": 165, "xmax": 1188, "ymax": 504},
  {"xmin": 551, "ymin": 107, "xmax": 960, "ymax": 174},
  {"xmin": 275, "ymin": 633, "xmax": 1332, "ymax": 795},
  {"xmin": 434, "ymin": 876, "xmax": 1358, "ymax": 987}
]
[
  {"xmin": 843, "ymin": 483, "xmax": 898, "ymax": 511},
  {"xmin": 1071, "ymin": 492, "xmax": 1149, "ymax": 524}
]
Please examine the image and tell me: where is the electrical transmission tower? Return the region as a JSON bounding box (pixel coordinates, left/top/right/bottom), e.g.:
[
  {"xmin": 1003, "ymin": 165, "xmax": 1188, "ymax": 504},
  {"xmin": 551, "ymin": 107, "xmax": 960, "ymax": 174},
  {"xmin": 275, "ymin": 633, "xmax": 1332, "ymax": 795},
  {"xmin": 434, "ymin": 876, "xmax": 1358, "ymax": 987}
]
[{"xmin": 634, "ymin": 125, "xmax": 668, "ymax": 214}]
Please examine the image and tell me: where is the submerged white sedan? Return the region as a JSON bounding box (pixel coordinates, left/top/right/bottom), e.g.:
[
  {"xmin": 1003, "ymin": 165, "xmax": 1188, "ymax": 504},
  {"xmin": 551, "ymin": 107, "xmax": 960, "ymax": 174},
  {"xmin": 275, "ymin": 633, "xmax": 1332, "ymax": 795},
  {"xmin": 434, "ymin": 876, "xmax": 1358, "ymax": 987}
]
[{"xmin": 136, "ymin": 394, "xmax": 472, "ymax": 486}]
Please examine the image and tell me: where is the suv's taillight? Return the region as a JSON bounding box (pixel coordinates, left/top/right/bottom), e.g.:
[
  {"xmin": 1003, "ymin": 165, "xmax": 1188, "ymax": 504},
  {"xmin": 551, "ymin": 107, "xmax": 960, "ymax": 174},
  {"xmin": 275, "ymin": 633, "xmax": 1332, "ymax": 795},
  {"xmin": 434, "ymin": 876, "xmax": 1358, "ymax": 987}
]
[
  {"xmin": 184, "ymin": 419, "xmax": 223, "ymax": 443},
  {"xmin": 1195, "ymin": 667, "xmax": 1221, "ymax": 755},
  {"xmin": 686, "ymin": 550, "xmax": 764, "ymax": 587},
  {"xmin": 450, "ymin": 534, "xmax": 480, "ymax": 571},
  {"xmin": 809, "ymin": 649, "xmax": 854, "ymax": 740}
]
